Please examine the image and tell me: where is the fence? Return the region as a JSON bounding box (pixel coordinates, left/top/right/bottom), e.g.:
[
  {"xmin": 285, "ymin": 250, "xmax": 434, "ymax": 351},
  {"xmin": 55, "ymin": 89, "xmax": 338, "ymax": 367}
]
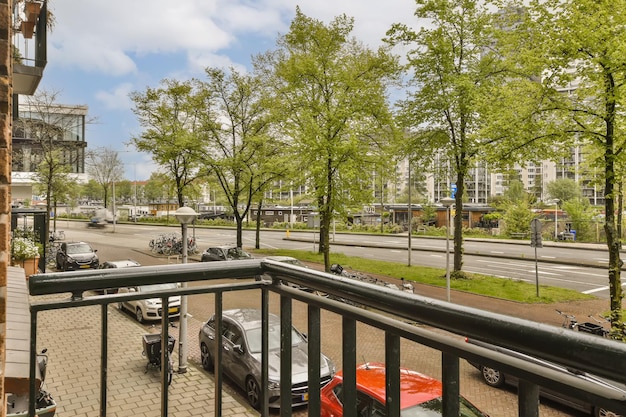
[{"xmin": 26, "ymin": 259, "xmax": 626, "ymax": 416}]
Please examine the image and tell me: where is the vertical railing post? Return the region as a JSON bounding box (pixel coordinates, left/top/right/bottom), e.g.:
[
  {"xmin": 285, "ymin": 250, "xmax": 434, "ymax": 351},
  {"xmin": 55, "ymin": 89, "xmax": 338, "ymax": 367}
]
[
  {"xmin": 307, "ymin": 305, "xmax": 322, "ymax": 417},
  {"xmin": 100, "ymin": 304, "xmax": 108, "ymax": 417},
  {"xmin": 261, "ymin": 289, "xmax": 269, "ymax": 416},
  {"xmin": 280, "ymin": 295, "xmax": 292, "ymax": 416},
  {"xmin": 214, "ymin": 292, "xmax": 223, "ymax": 416},
  {"xmin": 28, "ymin": 309, "xmax": 38, "ymax": 417},
  {"xmin": 518, "ymin": 380, "xmax": 540, "ymax": 417},
  {"xmin": 160, "ymin": 297, "xmax": 170, "ymax": 416},
  {"xmin": 385, "ymin": 333, "xmax": 401, "ymax": 417},
  {"xmin": 342, "ymin": 317, "xmax": 357, "ymax": 417},
  {"xmin": 441, "ymin": 352, "xmax": 460, "ymax": 417}
]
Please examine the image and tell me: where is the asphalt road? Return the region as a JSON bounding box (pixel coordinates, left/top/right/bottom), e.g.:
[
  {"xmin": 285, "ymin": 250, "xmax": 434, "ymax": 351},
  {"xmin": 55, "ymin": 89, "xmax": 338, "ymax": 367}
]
[{"xmin": 55, "ymin": 220, "xmax": 618, "ymax": 298}]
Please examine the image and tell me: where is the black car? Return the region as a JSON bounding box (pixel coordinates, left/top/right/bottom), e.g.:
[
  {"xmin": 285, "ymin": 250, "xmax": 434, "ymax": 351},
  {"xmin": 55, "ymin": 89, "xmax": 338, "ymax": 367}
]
[
  {"xmin": 200, "ymin": 245, "xmax": 253, "ymax": 262},
  {"xmin": 56, "ymin": 241, "xmax": 99, "ymax": 271},
  {"xmin": 465, "ymin": 338, "xmax": 626, "ymax": 417}
]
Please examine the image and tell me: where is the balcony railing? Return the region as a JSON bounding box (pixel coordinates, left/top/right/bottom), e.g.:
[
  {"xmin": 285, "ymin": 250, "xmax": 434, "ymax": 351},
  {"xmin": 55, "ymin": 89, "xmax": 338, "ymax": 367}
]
[
  {"xmin": 26, "ymin": 259, "xmax": 626, "ymax": 416},
  {"xmin": 13, "ymin": 0, "xmax": 47, "ymax": 95}
]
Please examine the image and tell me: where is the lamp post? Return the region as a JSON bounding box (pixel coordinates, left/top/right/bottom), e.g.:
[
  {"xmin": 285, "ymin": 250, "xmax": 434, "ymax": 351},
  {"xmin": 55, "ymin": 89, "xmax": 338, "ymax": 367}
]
[
  {"xmin": 440, "ymin": 197, "xmax": 455, "ymax": 302},
  {"xmin": 174, "ymin": 206, "xmax": 198, "ymax": 374}
]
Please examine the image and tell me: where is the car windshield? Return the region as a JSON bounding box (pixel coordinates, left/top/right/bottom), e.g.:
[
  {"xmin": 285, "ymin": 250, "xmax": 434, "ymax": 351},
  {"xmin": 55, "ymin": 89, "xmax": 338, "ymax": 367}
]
[
  {"xmin": 67, "ymin": 243, "xmax": 93, "ymax": 254},
  {"xmin": 245, "ymin": 325, "xmax": 304, "ymax": 353},
  {"xmin": 138, "ymin": 283, "xmax": 178, "ymax": 293},
  {"xmin": 401, "ymin": 396, "xmax": 487, "ymax": 417},
  {"xmin": 226, "ymin": 248, "xmax": 251, "ymax": 259}
]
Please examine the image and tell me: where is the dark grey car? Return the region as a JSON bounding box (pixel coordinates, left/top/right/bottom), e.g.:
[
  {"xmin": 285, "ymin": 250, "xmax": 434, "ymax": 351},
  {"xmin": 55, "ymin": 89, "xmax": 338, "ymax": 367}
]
[
  {"xmin": 55, "ymin": 241, "xmax": 99, "ymax": 271},
  {"xmin": 198, "ymin": 308, "xmax": 336, "ymax": 409},
  {"xmin": 466, "ymin": 338, "xmax": 625, "ymax": 417},
  {"xmin": 200, "ymin": 245, "xmax": 253, "ymax": 262}
]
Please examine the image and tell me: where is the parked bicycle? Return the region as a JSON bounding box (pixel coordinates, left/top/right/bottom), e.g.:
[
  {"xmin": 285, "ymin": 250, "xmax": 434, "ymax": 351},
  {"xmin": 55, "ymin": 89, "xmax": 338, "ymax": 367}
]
[
  {"xmin": 142, "ymin": 333, "xmax": 176, "ymax": 385},
  {"xmin": 149, "ymin": 233, "xmax": 199, "ymax": 256},
  {"xmin": 555, "ymin": 310, "xmax": 608, "ymax": 337},
  {"xmin": 46, "ymin": 241, "xmax": 61, "ymax": 268}
]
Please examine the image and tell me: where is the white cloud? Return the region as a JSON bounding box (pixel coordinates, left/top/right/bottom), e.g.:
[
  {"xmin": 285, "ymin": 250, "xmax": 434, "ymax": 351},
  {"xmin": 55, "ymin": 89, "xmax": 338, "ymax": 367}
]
[
  {"xmin": 47, "ymin": 0, "xmax": 416, "ymax": 77},
  {"xmin": 95, "ymin": 83, "xmax": 134, "ymax": 111}
]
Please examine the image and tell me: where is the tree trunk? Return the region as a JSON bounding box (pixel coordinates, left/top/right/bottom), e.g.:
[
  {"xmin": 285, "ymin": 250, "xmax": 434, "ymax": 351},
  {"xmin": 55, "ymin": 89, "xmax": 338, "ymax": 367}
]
[
  {"xmin": 235, "ymin": 213, "xmax": 244, "ymax": 248},
  {"xmin": 604, "ymin": 133, "xmax": 624, "ymax": 339}
]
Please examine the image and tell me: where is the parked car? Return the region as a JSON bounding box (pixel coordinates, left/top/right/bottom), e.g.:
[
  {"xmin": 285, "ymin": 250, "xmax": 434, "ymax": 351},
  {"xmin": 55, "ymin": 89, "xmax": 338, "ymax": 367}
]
[
  {"xmin": 98, "ymin": 259, "xmax": 141, "ymax": 293},
  {"xmin": 465, "ymin": 337, "xmax": 626, "ymax": 417},
  {"xmin": 55, "ymin": 241, "xmax": 99, "ymax": 271},
  {"xmin": 118, "ymin": 283, "xmax": 181, "ymax": 323},
  {"xmin": 200, "ymin": 245, "xmax": 253, "ymax": 262},
  {"xmin": 257, "ymin": 256, "xmax": 319, "ymax": 292},
  {"xmin": 198, "ymin": 308, "xmax": 336, "ymax": 409},
  {"xmin": 320, "ymin": 362, "xmax": 488, "ymax": 417}
]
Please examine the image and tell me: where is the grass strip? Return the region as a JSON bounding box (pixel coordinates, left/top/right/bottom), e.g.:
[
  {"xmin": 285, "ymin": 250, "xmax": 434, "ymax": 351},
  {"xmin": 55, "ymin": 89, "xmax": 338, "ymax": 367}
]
[{"xmin": 251, "ymin": 248, "xmax": 594, "ymax": 304}]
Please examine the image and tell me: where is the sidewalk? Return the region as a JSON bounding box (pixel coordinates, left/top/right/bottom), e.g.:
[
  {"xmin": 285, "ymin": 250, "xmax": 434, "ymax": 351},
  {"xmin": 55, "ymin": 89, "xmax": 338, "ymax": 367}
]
[{"xmin": 32, "ymin": 292, "xmax": 257, "ymax": 417}]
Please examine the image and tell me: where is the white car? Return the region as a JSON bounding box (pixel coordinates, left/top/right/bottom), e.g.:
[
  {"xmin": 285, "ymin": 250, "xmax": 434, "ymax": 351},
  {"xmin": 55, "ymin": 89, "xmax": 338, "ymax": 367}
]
[{"xmin": 118, "ymin": 283, "xmax": 181, "ymax": 323}]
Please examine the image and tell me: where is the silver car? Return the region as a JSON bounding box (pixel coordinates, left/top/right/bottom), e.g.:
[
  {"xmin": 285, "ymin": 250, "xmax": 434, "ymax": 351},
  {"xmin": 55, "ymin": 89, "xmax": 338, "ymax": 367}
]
[
  {"xmin": 198, "ymin": 308, "xmax": 336, "ymax": 409},
  {"xmin": 118, "ymin": 283, "xmax": 181, "ymax": 323}
]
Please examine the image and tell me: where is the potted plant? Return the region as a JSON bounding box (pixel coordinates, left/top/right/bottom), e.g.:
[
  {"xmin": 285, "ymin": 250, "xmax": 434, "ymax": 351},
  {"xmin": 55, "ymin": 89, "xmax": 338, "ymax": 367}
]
[{"xmin": 11, "ymin": 236, "xmax": 42, "ymax": 276}]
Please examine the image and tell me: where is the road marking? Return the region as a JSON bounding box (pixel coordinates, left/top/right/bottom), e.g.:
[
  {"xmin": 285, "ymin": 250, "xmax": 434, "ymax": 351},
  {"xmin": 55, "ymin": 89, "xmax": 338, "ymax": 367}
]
[
  {"xmin": 490, "ymin": 251, "xmax": 504, "ymax": 254},
  {"xmin": 583, "ymin": 281, "xmax": 626, "ymax": 294}
]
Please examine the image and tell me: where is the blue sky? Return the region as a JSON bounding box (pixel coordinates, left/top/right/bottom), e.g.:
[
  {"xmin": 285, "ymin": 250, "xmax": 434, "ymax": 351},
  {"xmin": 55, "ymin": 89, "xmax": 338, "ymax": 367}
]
[{"xmin": 33, "ymin": 0, "xmax": 417, "ymax": 180}]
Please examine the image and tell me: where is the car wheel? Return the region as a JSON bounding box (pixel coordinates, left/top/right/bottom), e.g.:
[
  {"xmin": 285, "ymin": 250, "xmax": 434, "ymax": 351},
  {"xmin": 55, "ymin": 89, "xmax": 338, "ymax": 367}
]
[
  {"xmin": 594, "ymin": 407, "xmax": 621, "ymax": 417},
  {"xmin": 245, "ymin": 376, "xmax": 261, "ymax": 409},
  {"xmin": 135, "ymin": 308, "xmax": 144, "ymax": 323},
  {"xmin": 200, "ymin": 343, "xmax": 214, "ymax": 372},
  {"xmin": 481, "ymin": 366, "xmax": 505, "ymax": 387}
]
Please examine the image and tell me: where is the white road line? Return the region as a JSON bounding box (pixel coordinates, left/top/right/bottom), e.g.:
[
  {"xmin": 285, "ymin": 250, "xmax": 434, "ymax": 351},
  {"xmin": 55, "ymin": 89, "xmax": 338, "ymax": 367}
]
[
  {"xmin": 490, "ymin": 251, "xmax": 504, "ymax": 254},
  {"xmin": 583, "ymin": 282, "xmax": 626, "ymax": 294}
]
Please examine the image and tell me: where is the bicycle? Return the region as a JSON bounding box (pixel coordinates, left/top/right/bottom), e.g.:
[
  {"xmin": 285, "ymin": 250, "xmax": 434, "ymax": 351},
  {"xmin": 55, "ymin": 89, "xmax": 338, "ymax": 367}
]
[
  {"xmin": 556, "ymin": 310, "xmax": 608, "ymax": 337},
  {"xmin": 46, "ymin": 241, "xmax": 61, "ymax": 269},
  {"xmin": 142, "ymin": 333, "xmax": 175, "ymax": 386},
  {"xmin": 555, "ymin": 309, "xmax": 579, "ymax": 330}
]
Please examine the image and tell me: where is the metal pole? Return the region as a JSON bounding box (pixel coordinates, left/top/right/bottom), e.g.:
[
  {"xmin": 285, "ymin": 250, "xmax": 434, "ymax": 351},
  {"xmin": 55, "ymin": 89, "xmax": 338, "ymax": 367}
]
[
  {"xmin": 112, "ymin": 180, "xmax": 116, "ymax": 233},
  {"xmin": 445, "ymin": 206, "xmax": 451, "ymax": 302},
  {"xmin": 178, "ymin": 223, "xmax": 188, "ymax": 373},
  {"xmin": 408, "ymin": 160, "xmax": 412, "ymax": 266}
]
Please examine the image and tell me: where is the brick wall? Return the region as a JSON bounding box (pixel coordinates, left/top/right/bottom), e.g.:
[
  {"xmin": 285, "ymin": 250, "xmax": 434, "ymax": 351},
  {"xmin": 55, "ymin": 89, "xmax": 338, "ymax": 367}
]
[{"xmin": 0, "ymin": 0, "xmax": 11, "ymax": 415}]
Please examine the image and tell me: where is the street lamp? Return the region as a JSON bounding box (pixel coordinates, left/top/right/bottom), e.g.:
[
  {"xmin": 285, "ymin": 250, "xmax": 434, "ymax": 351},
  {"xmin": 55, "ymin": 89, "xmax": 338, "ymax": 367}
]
[
  {"xmin": 440, "ymin": 197, "xmax": 455, "ymax": 302},
  {"xmin": 174, "ymin": 206, "xmax": 198, "ymax": 373}
]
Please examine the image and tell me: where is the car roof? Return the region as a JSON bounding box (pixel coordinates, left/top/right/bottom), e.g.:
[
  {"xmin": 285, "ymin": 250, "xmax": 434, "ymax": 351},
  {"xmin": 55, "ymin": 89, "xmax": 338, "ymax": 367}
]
[
  {"xmin": 264, "ymin": 256, "xmax": 300, "ymax": 263},
  {"xmin": 221, "ymin": 308, "xmax": 280, "ymax": 331},
  {"xmin": 334, "ymin": 362, "xmax": 442, "ymax": 408},
  {"xmin": 103, "ymin": 260, "xmax": 141, "ymax": 268}
]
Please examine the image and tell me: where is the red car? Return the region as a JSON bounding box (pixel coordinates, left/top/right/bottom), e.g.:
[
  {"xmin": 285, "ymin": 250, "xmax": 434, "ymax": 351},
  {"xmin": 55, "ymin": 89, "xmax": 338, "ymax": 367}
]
[{"xmin": 320, "ymin": 362, "xmax": 488, "ymax": 417}]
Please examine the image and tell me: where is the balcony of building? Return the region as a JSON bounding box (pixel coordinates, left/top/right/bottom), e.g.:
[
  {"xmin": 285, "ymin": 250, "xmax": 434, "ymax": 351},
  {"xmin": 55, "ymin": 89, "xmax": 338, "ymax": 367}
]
[
  {"xmin": 8, "ymin": 259, "xmax": 626, "ymax": 416},
  {"xmin": 12, "ymin": 0, "xmax": 47, "ymax": 95}
]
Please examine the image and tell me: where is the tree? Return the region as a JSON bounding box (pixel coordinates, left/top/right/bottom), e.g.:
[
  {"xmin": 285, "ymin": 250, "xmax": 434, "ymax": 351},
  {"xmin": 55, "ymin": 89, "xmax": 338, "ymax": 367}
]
[
  {"xmin": 255, "ymin": 8, "xmax": 401, "ymax": 271},
  {"xmin": 545, "ymin": 179, "xmax": 582, "ymax": 205},
  {"xmin": 495, "ymin": 0, "xmax": 626, "ymax": 337},
  {"xmin": 18, "ymin": 90, "xmax": 91, "ymax": 241},
  {"xmin": 85, "ymin": 147, "xmax": 124, "ymax": 209},
  {"xmin": 196, "ymin": 67, "xmax": 287, "ymax": 248},
  {"xmin": 386, "ymin": 0, "xmax": 508, "ymax": 278},
  {"xmin": 130, "ymin": 79, "xmax": 203, "ymax": 208}
]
